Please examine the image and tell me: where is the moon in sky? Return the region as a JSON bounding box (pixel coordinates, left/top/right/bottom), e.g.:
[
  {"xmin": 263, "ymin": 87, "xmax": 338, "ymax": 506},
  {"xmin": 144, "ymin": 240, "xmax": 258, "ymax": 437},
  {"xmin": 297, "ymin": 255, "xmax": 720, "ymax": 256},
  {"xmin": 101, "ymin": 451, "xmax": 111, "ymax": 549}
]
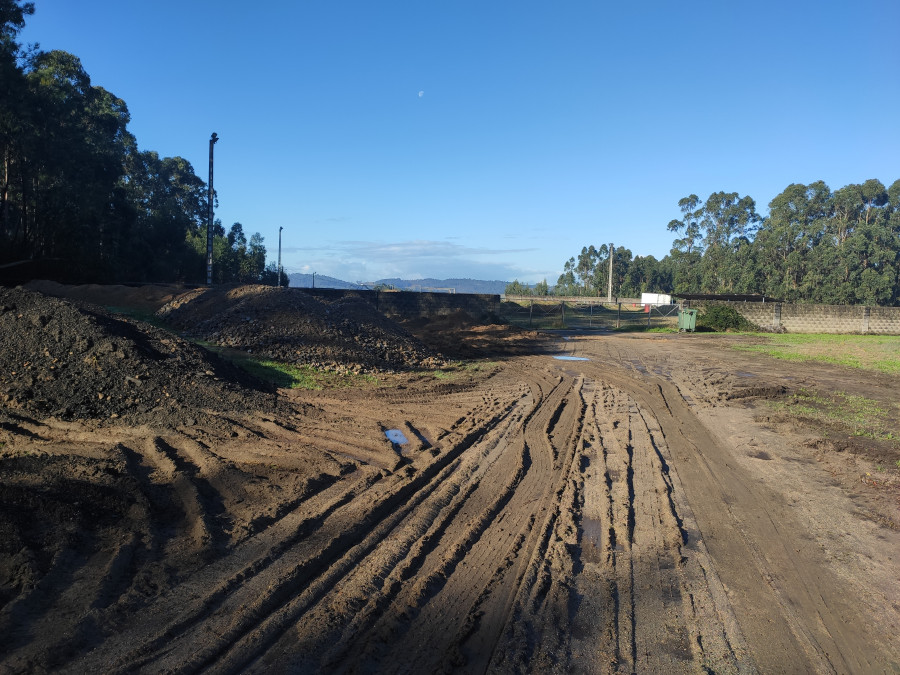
[{"xmin": 418, "ymin": 91, "xmax": 424, "ymax": 98}]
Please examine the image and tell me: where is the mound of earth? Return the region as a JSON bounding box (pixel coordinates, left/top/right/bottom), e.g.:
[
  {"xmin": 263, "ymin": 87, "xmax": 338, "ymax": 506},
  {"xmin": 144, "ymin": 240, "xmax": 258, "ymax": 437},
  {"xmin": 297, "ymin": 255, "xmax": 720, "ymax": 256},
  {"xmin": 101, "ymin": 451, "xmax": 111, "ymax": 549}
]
[
  {"xmin": 157, "ymin": 285, "xmax": 446, "ymax": 373},
  {"xmin": 23, "ymin": 280, "xmax": 186, "ymax": 313},
  {"xmin": 0, "ymin": 286, "xmax": 284, "ymax": 426},
  {"xmin": 402, "ymin": 310, "xmax": 556, "ymax": 358}
]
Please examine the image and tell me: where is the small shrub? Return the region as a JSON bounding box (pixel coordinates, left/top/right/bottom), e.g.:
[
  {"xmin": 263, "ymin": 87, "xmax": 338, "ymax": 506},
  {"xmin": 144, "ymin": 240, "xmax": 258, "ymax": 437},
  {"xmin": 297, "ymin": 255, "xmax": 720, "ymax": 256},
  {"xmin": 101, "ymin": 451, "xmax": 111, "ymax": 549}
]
[{"xmin": 697, "ymin": 305, "xmax": 758, "ymax": 332}]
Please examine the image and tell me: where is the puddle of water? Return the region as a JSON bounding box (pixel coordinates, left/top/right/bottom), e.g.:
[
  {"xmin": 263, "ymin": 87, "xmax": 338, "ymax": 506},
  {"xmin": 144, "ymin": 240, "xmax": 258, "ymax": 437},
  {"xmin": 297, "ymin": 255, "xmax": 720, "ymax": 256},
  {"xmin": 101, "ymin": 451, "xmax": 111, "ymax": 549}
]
[
  {"xmin": 384, "ymin": 429, "xmax": 408, "ymax": 445},
  {"xmin": 736, "ymin": 371, "xmax": 756, "ymax": 378},
  {"xmin": 554, "ymin": 355, "xmax": 589, "ymax": 361}
]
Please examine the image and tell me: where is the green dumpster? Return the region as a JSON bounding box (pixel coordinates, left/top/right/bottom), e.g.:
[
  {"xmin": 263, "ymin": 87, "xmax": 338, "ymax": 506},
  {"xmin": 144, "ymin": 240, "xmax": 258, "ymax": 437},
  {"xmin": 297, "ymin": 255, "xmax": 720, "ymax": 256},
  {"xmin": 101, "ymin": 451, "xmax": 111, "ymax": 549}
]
[{"xmin": 678, "ymin": 308, "xmax": 698, "ymax": 332}]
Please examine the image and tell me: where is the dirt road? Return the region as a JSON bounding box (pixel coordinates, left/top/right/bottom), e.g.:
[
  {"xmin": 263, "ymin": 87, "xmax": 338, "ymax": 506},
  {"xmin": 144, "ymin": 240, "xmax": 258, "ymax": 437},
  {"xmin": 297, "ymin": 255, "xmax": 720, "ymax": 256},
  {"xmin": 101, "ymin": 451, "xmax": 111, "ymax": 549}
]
[{"xmin": 2, "ymin": 321, "xmax": 899, "ymax": 672}]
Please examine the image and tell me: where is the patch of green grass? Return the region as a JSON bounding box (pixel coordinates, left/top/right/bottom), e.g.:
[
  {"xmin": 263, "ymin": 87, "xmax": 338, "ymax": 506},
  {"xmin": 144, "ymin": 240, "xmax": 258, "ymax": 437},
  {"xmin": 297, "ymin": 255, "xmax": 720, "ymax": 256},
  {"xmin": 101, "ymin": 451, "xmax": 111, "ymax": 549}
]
[
  {"xmin": 427, "ymin": 360, "xmax": 500, "ymax": 381},
  {"xmin": 769, "ymin": 388, "xmax": 898, "ymax": 442},
  {"xmin": 239, "ymin": 359, "xmax": 376, "ymax": 390},
  {"xmin": 200, "ymin": 343, "xmax": 376, "ymax": 390},
  {"xmin": 613, "ymin": 324, "xmax": 651, "ymax": 333},
  {"xmin": 457, "ymin": 360, "xmax": 499, "ymax": 372},
  {"xmin": 734, "ymin": 334, "xmax": 900, "ymax": 374},
  {"xmin": 611, "ymin": 324, "xmax": 677, "ymax": 333},
  {"xmin": 104, "ymin": 305, "xmax": 168, "ymax": 328}
]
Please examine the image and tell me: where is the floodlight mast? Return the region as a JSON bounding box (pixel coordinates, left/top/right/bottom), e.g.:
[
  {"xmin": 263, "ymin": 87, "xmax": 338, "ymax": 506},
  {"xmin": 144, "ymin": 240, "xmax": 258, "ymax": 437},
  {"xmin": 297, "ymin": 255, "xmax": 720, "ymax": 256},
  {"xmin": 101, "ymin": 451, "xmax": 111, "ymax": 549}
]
[
  {"xmin": 278, "ymin": 226, "xmax": 283, "ymax": 287},
  {"xmin": 206, "ymin": 132, "xmax": 219, "ymax": 285},
  {"xmin": 607, "ymin": 242, "xmax": 614, "ymax": 302}
]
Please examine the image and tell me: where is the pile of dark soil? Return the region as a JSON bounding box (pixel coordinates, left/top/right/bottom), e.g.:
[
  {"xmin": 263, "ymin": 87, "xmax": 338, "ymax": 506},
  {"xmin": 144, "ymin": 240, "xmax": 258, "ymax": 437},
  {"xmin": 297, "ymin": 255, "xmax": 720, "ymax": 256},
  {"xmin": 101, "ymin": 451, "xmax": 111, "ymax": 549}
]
[
  {"xmin": 0, "ymin": 286, "xmax": 283, "ymax": 425},
  {"xmin": 157, "ymin": 285, "xmax": 446, "ymax": 373}
]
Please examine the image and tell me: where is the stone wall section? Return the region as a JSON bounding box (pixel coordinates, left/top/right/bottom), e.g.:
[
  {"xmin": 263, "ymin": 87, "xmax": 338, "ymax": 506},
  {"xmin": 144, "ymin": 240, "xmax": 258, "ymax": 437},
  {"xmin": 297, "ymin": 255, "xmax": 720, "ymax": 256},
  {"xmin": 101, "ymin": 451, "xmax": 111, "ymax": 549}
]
[
  {"xmin": 698, "ymin": 301, "xmax": 900, "ymax": 335},
  {"xmin": 300, "ymin": 288, "xmax": 501, "ymax": 321}
]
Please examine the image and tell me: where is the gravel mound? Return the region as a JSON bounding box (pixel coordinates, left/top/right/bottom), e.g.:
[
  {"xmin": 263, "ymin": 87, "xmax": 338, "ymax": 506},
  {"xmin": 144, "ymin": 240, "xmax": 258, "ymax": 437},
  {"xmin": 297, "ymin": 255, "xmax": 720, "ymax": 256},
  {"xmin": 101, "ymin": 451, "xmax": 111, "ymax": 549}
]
[
  {"xmin": 157, "ymin": 285, "xmax": 445, "ymax": 373},
  {"xmin": 0, "ymin": 286, "xmax": 281, "ymax": 425}
]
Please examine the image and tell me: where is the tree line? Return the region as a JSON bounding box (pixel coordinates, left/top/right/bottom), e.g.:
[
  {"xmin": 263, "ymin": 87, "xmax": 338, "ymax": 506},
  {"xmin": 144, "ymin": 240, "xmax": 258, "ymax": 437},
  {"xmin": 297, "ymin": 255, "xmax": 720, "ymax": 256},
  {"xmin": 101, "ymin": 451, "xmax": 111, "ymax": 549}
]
[
  {"xmin": 0, "ymin": 2, "xmax": 285, "ymax": 285},
  {"xmin": 508, "ymin": 180, "xmax": 900, "ymax": 306}
]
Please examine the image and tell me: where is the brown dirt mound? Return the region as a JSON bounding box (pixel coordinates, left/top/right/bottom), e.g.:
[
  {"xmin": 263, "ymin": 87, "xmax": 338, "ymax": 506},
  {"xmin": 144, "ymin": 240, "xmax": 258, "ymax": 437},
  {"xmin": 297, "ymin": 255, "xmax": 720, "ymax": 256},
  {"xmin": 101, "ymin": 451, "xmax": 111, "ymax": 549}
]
[
  {"xmin": 158, "ymin": 285, "xmax": 446, "ymax": 373},
  {"xmin": 403, "ymin": 310, "xmax": 557, "ymax": 358},
  {"xmin": 23, "ymin": 280, "xmax": 185, "ymax": 312},
  {"xmin": 0, "ymin": 286, "xmax": 283, "ymax": 426}
]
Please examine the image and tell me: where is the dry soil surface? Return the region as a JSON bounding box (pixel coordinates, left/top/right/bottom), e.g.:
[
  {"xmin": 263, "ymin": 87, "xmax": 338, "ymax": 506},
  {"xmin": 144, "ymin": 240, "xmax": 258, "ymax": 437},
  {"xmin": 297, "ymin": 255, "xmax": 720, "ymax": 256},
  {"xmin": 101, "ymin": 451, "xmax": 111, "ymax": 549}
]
[{"xmin": 1, "ymin": 285, "xmax": 899, "ymax": 674}]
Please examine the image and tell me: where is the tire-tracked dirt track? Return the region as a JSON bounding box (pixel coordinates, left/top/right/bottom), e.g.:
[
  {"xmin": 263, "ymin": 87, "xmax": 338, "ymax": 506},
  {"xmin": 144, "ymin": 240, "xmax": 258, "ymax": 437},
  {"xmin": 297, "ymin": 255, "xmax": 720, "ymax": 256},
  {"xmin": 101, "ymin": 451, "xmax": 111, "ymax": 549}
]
[{"xmin": 2, "ymin": 318, "xmax": 899, "ymax": 672}]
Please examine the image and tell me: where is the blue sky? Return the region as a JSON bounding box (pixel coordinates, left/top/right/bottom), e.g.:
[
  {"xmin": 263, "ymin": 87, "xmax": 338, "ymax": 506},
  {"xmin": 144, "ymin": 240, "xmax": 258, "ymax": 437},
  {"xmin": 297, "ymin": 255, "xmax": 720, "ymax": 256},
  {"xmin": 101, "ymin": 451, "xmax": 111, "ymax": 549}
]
[{"xmin": 20, "ymin": 0, "xmax": 900, "ymax": 284}]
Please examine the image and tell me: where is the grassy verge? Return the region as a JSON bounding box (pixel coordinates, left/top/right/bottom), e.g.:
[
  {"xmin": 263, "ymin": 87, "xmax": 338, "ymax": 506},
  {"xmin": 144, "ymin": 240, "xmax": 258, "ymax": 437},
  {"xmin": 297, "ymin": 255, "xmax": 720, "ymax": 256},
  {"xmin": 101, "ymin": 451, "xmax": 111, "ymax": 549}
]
[
  {"xmin": 202, "ymin": 344, "xmax": 377, "ymax": 390},
  {"xmin": 104, "ymin": 305, "xmax": 170, "ymax": 328},
  {"xmin": 768, "ymin": 388, "xmax": 898, "ymax": 444},
  {"xmin": 240, "ymin": 359, "xmax": 377, "ymax": 390},
  {"xmin": 431, "ymin": 360, "xmax": 500, "ymax": 380},
  {"xmin": 733, "ymin": 334, "xmax": 900, "ymax": 375},
  {"xmin": 612, "ymin": 325, "xmax": 677, "ymax": 334}
]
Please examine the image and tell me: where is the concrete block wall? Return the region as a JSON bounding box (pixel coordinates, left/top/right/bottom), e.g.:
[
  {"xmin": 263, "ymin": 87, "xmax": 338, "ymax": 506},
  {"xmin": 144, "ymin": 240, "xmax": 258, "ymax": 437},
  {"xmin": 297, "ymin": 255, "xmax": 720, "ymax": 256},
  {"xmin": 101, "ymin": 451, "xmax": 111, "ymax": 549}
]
[
  {"xmin": 300, "ymin": 288, "xmax": 501, "ymax": 321},
  {"xmin": 701, "ymin": 301, "xmax": 900, "ymax": 335}
]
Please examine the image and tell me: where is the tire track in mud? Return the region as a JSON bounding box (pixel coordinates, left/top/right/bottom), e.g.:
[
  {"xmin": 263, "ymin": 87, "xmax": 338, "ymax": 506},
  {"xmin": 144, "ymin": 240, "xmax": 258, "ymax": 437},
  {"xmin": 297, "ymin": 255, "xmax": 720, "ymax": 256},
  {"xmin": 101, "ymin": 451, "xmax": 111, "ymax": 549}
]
[
  {"xmin": 66, "ymin": 352, "xmax": 751, "ymax": 674},
  {"xmin": 575, "ymin": 337, "xmax": 894, "ymax": 673},
  {"xmin": 486, "ymin": 370, "xmax": 745, "ymax": 674},
  {"xmin": 66, "ymin": 381, "xmax": 529, "ymax": 674},
  {"xmin": 233, "ymin": 372, "xmax": 570, "ymax": 673}
]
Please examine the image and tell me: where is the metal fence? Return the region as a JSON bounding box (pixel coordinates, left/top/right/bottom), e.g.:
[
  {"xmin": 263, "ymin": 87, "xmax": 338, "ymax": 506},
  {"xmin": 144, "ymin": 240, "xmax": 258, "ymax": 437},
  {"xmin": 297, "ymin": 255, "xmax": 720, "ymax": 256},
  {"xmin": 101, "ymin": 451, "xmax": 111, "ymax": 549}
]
[{"xmin": 500, "ymin": 298, "xmax": 681, "ymax": 331}]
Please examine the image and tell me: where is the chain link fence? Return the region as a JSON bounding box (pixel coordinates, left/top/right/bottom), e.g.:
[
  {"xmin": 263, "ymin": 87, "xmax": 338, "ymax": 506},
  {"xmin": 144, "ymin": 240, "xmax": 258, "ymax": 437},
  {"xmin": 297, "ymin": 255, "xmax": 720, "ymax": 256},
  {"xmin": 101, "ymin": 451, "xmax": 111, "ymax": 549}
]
[{"xmin": 500, "ymin": 297, "xmax": 681, "ymax": 331}]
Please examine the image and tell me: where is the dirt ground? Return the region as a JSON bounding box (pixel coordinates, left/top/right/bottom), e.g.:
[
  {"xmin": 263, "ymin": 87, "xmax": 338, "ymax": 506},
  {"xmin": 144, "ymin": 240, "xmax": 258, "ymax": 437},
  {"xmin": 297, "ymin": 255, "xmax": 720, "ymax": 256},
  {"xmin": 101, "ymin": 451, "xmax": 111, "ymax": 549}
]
[{"xmin": 1, "ymin": 284, "xmax": 898, "ymax": 674}]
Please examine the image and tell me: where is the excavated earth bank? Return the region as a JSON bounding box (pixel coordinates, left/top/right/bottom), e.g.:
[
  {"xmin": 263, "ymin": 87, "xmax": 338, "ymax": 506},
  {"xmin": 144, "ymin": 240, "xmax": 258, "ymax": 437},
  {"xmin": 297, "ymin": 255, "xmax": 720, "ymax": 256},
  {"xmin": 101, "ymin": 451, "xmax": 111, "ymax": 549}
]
[
  {"xmin": 157, "ymin": 284, "xmax": 445, "ymax": 374},
  {"xmin": 0, "ymin": 283, "xmax": 898, "ymax": 674}
]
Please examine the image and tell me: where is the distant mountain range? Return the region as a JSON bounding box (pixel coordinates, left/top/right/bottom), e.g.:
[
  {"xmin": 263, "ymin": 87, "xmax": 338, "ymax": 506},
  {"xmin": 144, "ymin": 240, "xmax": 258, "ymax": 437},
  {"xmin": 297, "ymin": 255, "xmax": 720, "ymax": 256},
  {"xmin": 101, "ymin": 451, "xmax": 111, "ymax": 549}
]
[
  {"xmin": 288, "ymin": 274, "xmax": 508, "ymax": 295},
  {"xmin": 374, "ymin": 278, "xmax": 508, "ymax": 294},
  {"xmin": 288, "ymin": 273, "xmax": 363, "ymax": 290}
]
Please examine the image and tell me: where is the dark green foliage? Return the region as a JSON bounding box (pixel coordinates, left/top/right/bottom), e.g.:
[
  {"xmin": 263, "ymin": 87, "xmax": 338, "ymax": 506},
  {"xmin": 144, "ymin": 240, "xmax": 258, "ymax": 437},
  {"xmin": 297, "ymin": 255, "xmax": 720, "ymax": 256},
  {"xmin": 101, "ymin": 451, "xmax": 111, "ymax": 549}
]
[
  {"xmin": 696, "ymin": 305, "xmax": 757, "ymax": 332},
  {"xmin": 260, "ymin": 262, "xmax": 289, "ymax": 287},
  {"xmin": 505, "ymin": 279, "xmax": 532, "ymax": 295},
  {"xmin": 557, "ymin": 178, "xmax": 900, "ymax": 306},
  {"xmin": 0, "ymin": 6, "xmax": 271, "ymax": 284}
]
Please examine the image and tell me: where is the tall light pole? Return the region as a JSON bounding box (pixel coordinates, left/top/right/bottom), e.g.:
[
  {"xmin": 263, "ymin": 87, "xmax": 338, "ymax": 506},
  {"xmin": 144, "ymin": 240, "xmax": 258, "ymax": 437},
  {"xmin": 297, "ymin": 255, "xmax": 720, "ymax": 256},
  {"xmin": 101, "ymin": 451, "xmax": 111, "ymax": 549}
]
[
  {"xmin": 277, "ymin": 226, "xmax": 283, "ymax": 287},
  {"xmin": 206, "ymin": 132, "xmax": 219, "ymax": 285},
  {"xmin": 607, "ymin": 242, "xmax": 614, "ymax": 302}
]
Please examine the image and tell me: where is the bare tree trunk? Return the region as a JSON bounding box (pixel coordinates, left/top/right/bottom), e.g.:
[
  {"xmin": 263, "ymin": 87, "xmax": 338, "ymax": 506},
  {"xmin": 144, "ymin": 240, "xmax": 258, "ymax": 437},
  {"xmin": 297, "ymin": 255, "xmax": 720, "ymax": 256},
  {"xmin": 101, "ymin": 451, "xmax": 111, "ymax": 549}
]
[{"xmin": 1, "ymin": 148, "xmax": 8, "ymax": 247}]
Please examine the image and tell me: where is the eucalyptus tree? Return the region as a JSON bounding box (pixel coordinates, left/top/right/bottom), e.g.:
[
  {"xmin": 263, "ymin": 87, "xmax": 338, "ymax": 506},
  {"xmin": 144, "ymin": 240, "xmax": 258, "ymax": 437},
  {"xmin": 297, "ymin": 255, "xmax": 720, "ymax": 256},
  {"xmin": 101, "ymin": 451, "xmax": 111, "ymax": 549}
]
[
  {"xmin": 665, "ymin": 195, "xmax": 704, "ymax": 293},
  {"xmin": 129, "ymin": 150, "xmax": 208, "ymax": 280},
  {"xmin": 555, "ymin": 259, "xmax": 579, "ymax": 296},
  {"xmin": 505, "ymin": 279, "xmax": 531, "ymax": 296},
  {"xmin": 754, "ymin": 181, "xmax": 830, "ymax": 301},
  {"xmin": 621, "ymin": 254, "xmax": 669, "ymax": 296},
  {"xmin": 16, "ymin": 50, "xmax": 134, "ymax": 277},
  {"xmin": 0, "ymin": 0, "xmax": 34, "ymax": 260},
  {"xmin": 667, "ymin": 191, "xmax": 759, "ymax": 293},
  {"xmin": 575, "ymin": 245, "xmax": 601, "ymax": 294}
]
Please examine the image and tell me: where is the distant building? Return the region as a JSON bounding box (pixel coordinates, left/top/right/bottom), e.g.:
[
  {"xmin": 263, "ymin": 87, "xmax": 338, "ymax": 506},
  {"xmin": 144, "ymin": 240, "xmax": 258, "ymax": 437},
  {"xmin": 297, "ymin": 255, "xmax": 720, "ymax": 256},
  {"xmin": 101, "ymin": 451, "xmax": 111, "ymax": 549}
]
[{"xmin": 640, "ymin": 292, "xmax": 672, "ymax": 306}]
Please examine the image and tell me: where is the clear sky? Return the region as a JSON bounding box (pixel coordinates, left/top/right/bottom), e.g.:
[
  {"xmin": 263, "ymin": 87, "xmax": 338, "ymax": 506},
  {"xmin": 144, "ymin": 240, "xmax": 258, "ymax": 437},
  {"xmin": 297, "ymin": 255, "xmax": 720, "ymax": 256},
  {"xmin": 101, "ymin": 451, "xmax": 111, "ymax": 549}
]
[{"xmin": 19, "ymin": 0, "xmax": 900, "ymax": 284}]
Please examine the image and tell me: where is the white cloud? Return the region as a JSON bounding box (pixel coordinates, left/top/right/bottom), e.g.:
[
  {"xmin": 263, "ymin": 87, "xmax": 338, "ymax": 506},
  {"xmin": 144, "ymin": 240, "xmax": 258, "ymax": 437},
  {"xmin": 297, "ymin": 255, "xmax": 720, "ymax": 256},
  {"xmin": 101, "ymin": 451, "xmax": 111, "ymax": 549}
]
[{"xmin": 281, "ymin": 239, "xmax": 541, "ymax": 283}]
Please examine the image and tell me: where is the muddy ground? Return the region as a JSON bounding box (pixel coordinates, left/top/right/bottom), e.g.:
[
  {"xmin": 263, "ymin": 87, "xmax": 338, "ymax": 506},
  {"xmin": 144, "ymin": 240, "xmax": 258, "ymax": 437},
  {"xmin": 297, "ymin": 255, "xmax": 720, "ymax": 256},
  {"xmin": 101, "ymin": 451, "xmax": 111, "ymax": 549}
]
[{"xmin": 1, "ymin": 284, "xmax": 898, "ymax": 674}]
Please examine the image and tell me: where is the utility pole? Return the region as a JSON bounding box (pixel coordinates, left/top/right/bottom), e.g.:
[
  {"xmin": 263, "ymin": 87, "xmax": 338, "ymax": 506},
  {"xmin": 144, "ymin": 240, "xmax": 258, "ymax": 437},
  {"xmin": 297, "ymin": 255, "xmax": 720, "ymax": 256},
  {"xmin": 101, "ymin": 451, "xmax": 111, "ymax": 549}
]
[
  {"xmin": 277, "ymin": 226, "xmax": 283, "ymax": 287},
  {"xmin": 206, "ymin": 132, "xmax": 219, "ymax": 285},
  {"xmin": 607, "ymin": 242, "xmax": 614, "ymax": 302},
  {"xmin": 312, "ymin": 271, "xmax": 316, "ymax": 289}
]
